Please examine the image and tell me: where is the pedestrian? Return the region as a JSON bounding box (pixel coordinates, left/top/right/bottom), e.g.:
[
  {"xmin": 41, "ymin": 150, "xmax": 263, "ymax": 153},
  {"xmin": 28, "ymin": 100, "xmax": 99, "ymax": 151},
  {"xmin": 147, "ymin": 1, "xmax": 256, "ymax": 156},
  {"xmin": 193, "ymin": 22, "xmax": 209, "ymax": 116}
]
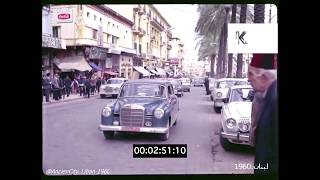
[
  {"xmin": 204, "ymin": 77, "xmax": 210, "ymax": 95},
  {"xmin": 79, "ymin": 76, "xmax": 85, "ymax": 96},
  {"xmin": 58, "ymin": 75, "xmax": 65, "ymax": 99},
  {"xmin": 71, "ymin": 78, "xmax": 79, "ymax": 94},
  {"xmin": 90, "ymin": 74, "xmax": 97, "ymax": 95},
  {"xmin": 51, "ymin": 74, "xmax": 60, "ymax": 101},
  {"xmin": 85, "ymin": 76, "xmax": 91, "ymax": 98},
  {"xmin": 64, "ymin": 75, "xmax": 72, "ymax": 97},
  {"xmin": 96, "ymin": 77, "xmax": 102, "ymax": 94},
  {"xmin": 42, "ymin": 73, "xmax": 52, "ymax": 102},
  {"xmin": 247, "ymin": 54, "xmax": 278, "ymax": 175}
]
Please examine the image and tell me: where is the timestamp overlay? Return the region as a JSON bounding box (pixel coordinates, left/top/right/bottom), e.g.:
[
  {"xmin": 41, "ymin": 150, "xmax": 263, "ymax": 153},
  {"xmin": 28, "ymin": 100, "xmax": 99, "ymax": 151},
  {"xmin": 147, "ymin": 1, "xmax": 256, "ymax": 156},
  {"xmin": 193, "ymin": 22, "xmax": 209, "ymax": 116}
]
[{"xmin": 133, "ymin": 144, "xmax": 187, "ymax": 158}]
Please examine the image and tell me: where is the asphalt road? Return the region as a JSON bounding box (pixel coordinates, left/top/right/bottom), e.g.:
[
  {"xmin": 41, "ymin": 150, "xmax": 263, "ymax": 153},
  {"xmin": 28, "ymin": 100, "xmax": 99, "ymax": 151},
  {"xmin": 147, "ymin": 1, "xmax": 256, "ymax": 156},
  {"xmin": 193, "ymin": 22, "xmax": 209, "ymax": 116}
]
[{"xmin": 43, "ymin": 86, "xmax": 254, "ymax": 175}]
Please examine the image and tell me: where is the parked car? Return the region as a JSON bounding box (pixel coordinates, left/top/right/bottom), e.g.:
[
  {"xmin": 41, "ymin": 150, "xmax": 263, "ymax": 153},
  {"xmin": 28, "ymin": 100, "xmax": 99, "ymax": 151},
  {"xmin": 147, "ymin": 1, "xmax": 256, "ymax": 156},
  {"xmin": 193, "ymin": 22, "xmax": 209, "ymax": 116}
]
[
  {"xmin": 211, "ymin": 78, "xmax": 241, "ymax": 113},
  {"xmin": 193, "ymin": 77, "xmax": 205, "ymax": 87},
  {"xmin": 99, "ymin": 78, "xmax": 127, "ymax": 98},
  {"xmin": 170, "ymin": 79, "xmax": 184, "ymax": 97},
  {"xmin": 98, "ymin": 79, "xmax": 179, "ymax": 141},
  {"xmin": 220, "ymin": 85, "xmax": 253, "ymax": 150},
  {"xmin": 180, "ymin": 78, "xmax": 191, "ymax": 92},
  {"xmin": 234, "ymin": 78, "xmax": 250, "ymax": 86}
]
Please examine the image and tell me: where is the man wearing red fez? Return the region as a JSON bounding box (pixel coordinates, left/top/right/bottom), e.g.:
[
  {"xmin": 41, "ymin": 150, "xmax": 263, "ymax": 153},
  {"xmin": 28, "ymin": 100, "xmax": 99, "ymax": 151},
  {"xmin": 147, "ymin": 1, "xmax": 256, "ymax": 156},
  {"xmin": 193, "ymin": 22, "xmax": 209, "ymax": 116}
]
[{"xmin": 248, "ymin": 53, "xmax": 278, "ymax": 175}]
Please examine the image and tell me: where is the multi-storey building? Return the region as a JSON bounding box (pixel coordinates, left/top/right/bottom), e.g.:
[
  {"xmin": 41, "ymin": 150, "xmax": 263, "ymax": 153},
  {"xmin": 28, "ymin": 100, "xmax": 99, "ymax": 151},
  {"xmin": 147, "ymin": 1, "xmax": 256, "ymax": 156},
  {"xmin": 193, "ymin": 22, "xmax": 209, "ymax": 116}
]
[
  {"xmin": 50, "ymin": 5, "xmax": 136, "ymax": 79},
  {"xmin": 42, "ymin": 5, "xmax": 66, "ymax": 76}
]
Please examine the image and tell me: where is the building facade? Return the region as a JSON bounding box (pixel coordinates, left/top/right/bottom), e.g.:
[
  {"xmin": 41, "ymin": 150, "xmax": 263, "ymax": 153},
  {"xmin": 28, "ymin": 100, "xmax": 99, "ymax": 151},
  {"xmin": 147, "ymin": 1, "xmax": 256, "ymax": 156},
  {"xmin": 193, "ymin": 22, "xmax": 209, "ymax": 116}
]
[
  {"xmin": 42, "ymin": 5, "xmax": 66, "ymax": 76},
  {"xmin": 50, "ymin": 5, "xmax": 136, "ymax": 79}
]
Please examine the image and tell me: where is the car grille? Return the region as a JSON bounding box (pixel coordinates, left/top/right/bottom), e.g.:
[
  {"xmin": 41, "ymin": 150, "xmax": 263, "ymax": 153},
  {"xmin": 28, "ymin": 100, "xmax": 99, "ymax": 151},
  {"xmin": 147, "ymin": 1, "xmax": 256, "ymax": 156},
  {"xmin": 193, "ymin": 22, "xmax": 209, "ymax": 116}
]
[
  {"xmin": 120, "ymin": 106, "xmax": 144, "ymax": 127},
  {"xmin": 145, "ymin": 114, "xmax": 153, "ymax": 121}
]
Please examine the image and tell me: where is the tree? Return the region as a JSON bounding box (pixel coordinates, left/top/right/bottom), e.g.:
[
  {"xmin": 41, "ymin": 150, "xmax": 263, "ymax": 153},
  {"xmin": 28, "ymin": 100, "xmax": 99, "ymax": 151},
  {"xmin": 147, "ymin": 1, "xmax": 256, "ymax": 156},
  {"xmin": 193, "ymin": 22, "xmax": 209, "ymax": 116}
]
[
  {"xmin": 227, "ymin": 4, "xmax": 237, "ymax": 78},
  {"xmin": 195, "ymin": 5, "xmax": 226, "ymax": 78},
  {"xmin": 236, "ymin": 4, "xmax": 247, "ymax": 78}
]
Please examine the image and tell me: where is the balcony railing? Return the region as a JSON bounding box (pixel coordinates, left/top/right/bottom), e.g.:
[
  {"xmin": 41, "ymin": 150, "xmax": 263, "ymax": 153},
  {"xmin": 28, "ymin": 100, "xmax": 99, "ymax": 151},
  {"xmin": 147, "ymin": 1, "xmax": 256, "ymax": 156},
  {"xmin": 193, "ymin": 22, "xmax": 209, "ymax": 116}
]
[
  {"xmin": 138, "ymin": 30, "xmax": 146, "ymax": 37},
  {"xmin": 42, "ymin": 35, "xmax": 66, "ymax": 49},
  {"xmin": 132, "ymin": 26, "xmax": 140, "ymax": 34},
  {"xmin": 150, "ymin": 18, "xmax": 164, "ymax": 31}
]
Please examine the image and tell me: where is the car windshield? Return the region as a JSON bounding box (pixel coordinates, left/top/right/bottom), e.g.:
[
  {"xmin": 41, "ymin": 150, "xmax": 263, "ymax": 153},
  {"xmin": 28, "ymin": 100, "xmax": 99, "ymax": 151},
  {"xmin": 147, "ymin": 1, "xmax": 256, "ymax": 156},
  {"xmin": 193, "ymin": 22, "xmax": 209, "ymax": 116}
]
[
  {"xmin": 107, "ymin": 79, "xmax": 123, "ymax": 84},
  {"xmin": 119, "ymin": 83, "xmax": 165, "ymax": 98},
  {"xmin": 216, "ymin": 80, "xmax": 236, "ymax": 88},
  {"xmin": 235, "ymin": 81, "xmax": 250, "ymax": 85},
  {"xmin": 181, "ymin": 78, "xmax": 190, "ymax": 83},
  {"xmin": 171, "ymin": 80, "xmax": 181, "ymax": 86},
  {"xmin": 230, "ymin": 88, "xmax": 253, "ymax": 102}
]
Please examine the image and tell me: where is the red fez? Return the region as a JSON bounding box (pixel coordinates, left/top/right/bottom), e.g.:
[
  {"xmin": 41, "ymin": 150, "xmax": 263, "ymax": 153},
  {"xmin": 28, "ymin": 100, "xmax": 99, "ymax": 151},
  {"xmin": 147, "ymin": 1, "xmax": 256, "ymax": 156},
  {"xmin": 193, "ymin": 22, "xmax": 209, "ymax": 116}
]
[{"xmin": 250, "ymin": 54, "xmax": 277, "ymax": 69}]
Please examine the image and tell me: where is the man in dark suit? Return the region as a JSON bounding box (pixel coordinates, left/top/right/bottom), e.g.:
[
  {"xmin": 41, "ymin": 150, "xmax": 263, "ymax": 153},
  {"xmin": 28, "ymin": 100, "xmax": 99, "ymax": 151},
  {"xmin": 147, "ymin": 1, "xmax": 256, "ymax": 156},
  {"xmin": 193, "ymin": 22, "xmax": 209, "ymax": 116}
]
[{"xmin": 248, "ymin": 54, "xmax": 278, "ymax": 175}]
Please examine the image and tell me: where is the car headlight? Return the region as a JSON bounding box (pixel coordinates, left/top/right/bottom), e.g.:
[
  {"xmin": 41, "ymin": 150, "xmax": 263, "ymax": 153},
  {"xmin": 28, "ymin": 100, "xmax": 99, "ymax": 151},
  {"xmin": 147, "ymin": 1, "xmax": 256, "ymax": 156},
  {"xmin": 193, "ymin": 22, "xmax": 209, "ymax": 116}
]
[
  {"xmin": 238, "ymin": 121, "xmax": 250, "ymax": 132},
  {"xmin": 217, "ymin": 92, "xmax": 222, "ymax": 97},
  {"xmin": 102, "ymin": 107, "xmax": 112, "ymax": 117},
  {"xmin": 226, "ymin": 118, "xmax": 236, "ymax": 129},
  {"xmin": 154, "ymin": 108, "xmax": 164, "ymax": 119}
]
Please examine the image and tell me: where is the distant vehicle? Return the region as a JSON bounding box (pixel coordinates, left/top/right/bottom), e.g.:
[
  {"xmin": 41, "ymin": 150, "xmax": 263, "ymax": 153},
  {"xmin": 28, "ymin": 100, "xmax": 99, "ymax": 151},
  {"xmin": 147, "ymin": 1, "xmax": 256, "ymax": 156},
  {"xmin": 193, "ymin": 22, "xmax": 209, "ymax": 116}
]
[
  {"xmin": 220, "ymin": 85, "xmax": 254, "ymax": 150},
  {"xmin": 170, "ymin": 79, "xmax": 184, "ymax": 97},
  {"xmin": 193, "ymin": 77, "xmax": 205, "ymax": 87},
  {"xmin": 99, "ymin": 79, "xmax": 179, "ymax": 141},
  {"xmin": 211, "ymin": 78, "xmax": 242, "ymax": 113},
  {"xmin": 99, "ymin": 78, "xmax": 127, "ymax": 98},
  {"xmin": 180, "ymin": 78, "xmax": 191, "ymax": 92}
]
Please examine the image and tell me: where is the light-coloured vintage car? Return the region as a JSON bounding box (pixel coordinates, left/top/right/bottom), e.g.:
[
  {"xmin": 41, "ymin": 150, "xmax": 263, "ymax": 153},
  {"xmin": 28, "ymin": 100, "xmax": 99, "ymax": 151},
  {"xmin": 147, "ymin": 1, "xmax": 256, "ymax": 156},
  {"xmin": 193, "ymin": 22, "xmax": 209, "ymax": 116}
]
[
  {"xmin": 99, "ymin": 78, "xmax": 127, "ymax": 98},
  {"xmin": 211, "ymin": 78, "xmax": 246, "ymax": 113},
  {"xmin": 220, "ymin": 85, "xmax": 253, "ymax": 150},
  {"xmin": 180, "ymin": 78, "xmax": 191, "ymax": 92},
  {"xmin": 209, "ymin": 78, "xmax": 216, "ymax": 95}
]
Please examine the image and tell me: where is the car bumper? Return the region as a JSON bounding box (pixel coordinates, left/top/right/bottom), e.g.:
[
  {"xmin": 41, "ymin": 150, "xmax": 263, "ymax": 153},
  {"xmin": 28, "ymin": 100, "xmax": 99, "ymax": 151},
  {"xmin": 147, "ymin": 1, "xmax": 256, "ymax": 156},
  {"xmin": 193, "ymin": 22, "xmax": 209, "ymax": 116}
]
[
  {"xmin": 221, "ymin": 131, "xmax": 250, "ymax": 144},
  {"xmin": 98, "ymin": 125, "xmax": 169, "ymax": 134},
  {"xmin": 100, "ymin": 91, "xmax": 119, "ymax": 96}
]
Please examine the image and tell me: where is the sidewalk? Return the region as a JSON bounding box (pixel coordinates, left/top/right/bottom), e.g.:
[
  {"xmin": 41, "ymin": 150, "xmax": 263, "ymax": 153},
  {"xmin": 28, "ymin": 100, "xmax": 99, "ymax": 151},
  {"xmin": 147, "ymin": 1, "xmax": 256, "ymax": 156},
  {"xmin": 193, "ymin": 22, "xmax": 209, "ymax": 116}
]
[{"xmin": 42, "ymin": 93, "xmax": 99, "ymax": 105}]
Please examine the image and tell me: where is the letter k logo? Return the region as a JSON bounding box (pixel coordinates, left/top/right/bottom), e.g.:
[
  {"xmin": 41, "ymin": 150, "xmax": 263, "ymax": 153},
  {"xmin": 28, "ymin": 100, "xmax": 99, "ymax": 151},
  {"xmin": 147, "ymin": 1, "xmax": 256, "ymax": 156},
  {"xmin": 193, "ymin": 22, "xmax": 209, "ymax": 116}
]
[{"xmin": 236, "ymin": 31, "xmax": 248, "ymax": 45}]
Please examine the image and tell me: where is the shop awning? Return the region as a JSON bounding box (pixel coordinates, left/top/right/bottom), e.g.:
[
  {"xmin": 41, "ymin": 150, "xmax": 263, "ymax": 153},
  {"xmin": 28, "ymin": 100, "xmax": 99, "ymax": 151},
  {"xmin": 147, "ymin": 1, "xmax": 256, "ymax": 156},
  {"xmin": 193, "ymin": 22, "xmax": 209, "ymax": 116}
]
[
  {"xmin": 156, "ymin": 67, "xmax": 166, "ymax": 76},
  {"xmin": 133, "ymin": 66, "xmax": 150, "ymax": 76},
  {"xmin": 89, "ymin": 62, "xmax": 103, "ymax": 71},
  {"xmin": 53, "ymin": 56, "xmax": 92, "ymax": 72},
  {"xmin": 147, "ymin": 68, "xmax": 159, "ymax": 75},
  {"xmin": 104, "ymin": 71, "xmax": 118, "ymax": 76}
]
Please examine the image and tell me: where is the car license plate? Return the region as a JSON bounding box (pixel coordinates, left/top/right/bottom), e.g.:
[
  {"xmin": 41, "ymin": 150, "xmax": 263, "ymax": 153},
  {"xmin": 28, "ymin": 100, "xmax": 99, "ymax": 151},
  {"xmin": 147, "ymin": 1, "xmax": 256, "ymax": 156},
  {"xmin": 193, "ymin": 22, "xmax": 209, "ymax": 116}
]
[{"xmin": 122, "ymin": 126, "xmax": 140, "ymax": 132}]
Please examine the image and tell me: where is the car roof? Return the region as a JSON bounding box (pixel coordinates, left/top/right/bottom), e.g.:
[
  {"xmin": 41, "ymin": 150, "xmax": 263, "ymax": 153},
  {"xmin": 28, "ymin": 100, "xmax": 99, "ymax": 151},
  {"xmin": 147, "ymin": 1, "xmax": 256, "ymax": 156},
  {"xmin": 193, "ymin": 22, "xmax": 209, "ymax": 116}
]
[
  {"xmin": 230, "ymin": 85, "xmax": 253, "ymax": 90},
  {"xmin": 108, "ymin": 78, "xmax": 127, "ymax": 80},
  {"xmin": 124, "ymin": 79, "xmax": 171, "ymax": 85}
]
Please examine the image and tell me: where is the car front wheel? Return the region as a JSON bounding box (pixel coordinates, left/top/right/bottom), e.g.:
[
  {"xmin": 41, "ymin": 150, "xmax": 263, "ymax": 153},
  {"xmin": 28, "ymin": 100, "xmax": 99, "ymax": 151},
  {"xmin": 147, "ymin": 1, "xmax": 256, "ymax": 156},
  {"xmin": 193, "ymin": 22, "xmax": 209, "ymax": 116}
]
[
  {"xmin": 100, "ymin": 94, "xmax": 105, "ymax": 98},
  {"xmin": 103, "ymin": 131, "xmax": 115, "ymax": 139},
  {"xmin": 220, "ymin": 129, "xmax": 233, "ymax": 151}
]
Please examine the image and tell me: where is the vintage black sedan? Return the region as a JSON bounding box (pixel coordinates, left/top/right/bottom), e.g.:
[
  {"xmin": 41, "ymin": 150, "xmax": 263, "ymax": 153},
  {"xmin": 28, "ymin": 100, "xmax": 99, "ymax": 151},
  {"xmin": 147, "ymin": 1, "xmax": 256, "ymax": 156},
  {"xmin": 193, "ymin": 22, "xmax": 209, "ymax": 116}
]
[{"xmin": 98, "ymin": 79, "xmax": 179, "ymax": 141}]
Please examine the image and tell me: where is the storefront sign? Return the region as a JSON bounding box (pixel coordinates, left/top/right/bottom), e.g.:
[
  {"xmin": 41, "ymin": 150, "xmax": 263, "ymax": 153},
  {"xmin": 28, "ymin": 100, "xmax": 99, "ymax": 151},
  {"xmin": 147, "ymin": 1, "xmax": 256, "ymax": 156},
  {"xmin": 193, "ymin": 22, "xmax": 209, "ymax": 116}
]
[
  {"xmin": 42, "ymin": 35, "xmax": 66, "ymax": 49},
  {"xmin": 56, "ymin": 8, "xmax": 73, "ymax": 23},
  {"xmin": 88, "ymin": 47, "xmax": 107, "ymax": 60}
]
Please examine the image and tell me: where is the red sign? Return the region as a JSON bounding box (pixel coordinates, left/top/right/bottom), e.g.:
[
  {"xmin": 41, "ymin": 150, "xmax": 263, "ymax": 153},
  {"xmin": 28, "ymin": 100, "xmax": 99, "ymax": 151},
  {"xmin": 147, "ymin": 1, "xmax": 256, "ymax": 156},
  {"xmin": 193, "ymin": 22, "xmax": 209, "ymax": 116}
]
[{"xmin": 58, "ymin": 13, "xmax": 71, "ymax": 19}]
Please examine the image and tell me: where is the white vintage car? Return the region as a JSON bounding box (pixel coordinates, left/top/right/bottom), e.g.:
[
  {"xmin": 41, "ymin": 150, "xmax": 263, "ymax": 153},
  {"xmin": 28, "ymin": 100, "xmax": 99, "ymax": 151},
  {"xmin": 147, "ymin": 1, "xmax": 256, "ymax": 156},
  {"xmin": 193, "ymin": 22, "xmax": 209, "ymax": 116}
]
[
  {"xmin": 100, "ymin": 78, "xmax": 127, "ymax": 98},
  {"xmin": 220, "ymin": 85, "xmax": 254, "ymax": 151},
  {"xmin": 211, "ymin": 78, "xmax": 247, "ymax": 113}
]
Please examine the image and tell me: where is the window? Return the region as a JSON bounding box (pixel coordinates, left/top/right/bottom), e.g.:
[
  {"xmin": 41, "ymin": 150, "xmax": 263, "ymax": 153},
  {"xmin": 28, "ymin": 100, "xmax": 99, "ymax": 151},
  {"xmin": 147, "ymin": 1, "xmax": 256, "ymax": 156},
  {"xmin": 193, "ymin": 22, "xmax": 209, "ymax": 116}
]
[
  {"xmin": 112, "ymin": 36, "xmax": 117, "ymax": 44},
  {"xmin": 147, "ymin": 43, "xmax": 149, "ymax": 54},
  {"xmin": 94, "ymin": 15, "xmax": 96, "ymax": 20},
  {"xmin": 100, "ymin": 18, "xmax": 102, "ymax": 23},
  {"xmin": 122, "ymin": 58, "xmax": 124, "ymax": 61},
  {"xmin": 80, "ymin": 5, "xmax": 82, "ymax": 10},
  {"xmin": 139, "ymin": 44, "xmax": 142, "ymax": 54},
  {"xmin": 117, "ymin": 25, "xmax": 119, "ymax": 29},
  {"xmin": 87, "ymin": 12, "xmax": 90, "ymax": 18},
  {"xmin": 52, "ymin": 26, "xmax": 60, "ymax": 38},
  {"xmin": 113, "ymin": 24, "xmax": 115, "ymax": 27},
  {"xmin": 134, "ymin": 43, "xmax": 137, "ymax": 50},
  {"xmin": 93, "ymin": 29, "xmax": 97, "ymax": 39},
  {"xmin": 167, "ymin": 86, "xmax": 172, "ymax": 95}
]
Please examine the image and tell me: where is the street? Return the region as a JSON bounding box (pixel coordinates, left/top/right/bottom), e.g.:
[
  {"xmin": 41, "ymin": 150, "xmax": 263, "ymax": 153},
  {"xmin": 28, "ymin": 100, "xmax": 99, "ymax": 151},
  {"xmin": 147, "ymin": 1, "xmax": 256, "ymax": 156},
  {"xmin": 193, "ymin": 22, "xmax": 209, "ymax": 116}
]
[{"xmin": 43, "ymin": 86, "xmax": 254, "ymax": 175}]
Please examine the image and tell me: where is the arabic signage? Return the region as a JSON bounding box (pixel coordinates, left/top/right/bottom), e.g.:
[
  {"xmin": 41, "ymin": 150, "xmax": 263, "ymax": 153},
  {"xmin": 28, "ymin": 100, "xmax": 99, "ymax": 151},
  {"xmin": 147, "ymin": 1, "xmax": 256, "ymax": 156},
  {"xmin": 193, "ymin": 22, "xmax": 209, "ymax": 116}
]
[
  {"xmin": 42, "ymin": 35, "xmax": 66, "ymax": 49},
  {"xmin": 56, "ymin": 8, "xmax": 73, "ymax": 23}
]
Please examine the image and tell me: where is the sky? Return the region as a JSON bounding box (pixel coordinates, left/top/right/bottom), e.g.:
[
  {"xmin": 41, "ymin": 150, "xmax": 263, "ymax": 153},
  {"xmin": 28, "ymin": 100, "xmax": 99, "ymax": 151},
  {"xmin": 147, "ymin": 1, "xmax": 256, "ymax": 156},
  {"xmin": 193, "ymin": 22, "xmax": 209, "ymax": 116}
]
[{"xmin": 154, "ymin": 5, "xmax": 199, "ymax": 62}]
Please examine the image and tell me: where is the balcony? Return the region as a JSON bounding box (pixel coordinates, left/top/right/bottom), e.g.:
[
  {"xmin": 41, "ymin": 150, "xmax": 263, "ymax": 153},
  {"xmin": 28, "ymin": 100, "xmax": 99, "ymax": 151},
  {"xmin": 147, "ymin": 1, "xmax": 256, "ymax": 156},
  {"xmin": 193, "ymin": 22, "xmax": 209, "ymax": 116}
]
[
  {"xmin": 150, "ymin": 35, "xmax": 156, "ymax": 41},
  {"xmin": 132, "ymin": 26, "xmax": 140, "ymax": 34},
  {"xmin": 167, "ymin": 44, "xmax": 172, "ymax": 50},
  {"xmin": 150, "ymin": 18, "xmax": 164, "ymax": 31},
  {"xmin": 138, "ymin": 7, "xmax": 146, "ymax": 15},
  {"xmin": 160, "ymin": 42, "xmax": 166, "ymax": 47},
  {"xmin": 138, "ymin": 30, "xmax": 146, "ymax": 37}
]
